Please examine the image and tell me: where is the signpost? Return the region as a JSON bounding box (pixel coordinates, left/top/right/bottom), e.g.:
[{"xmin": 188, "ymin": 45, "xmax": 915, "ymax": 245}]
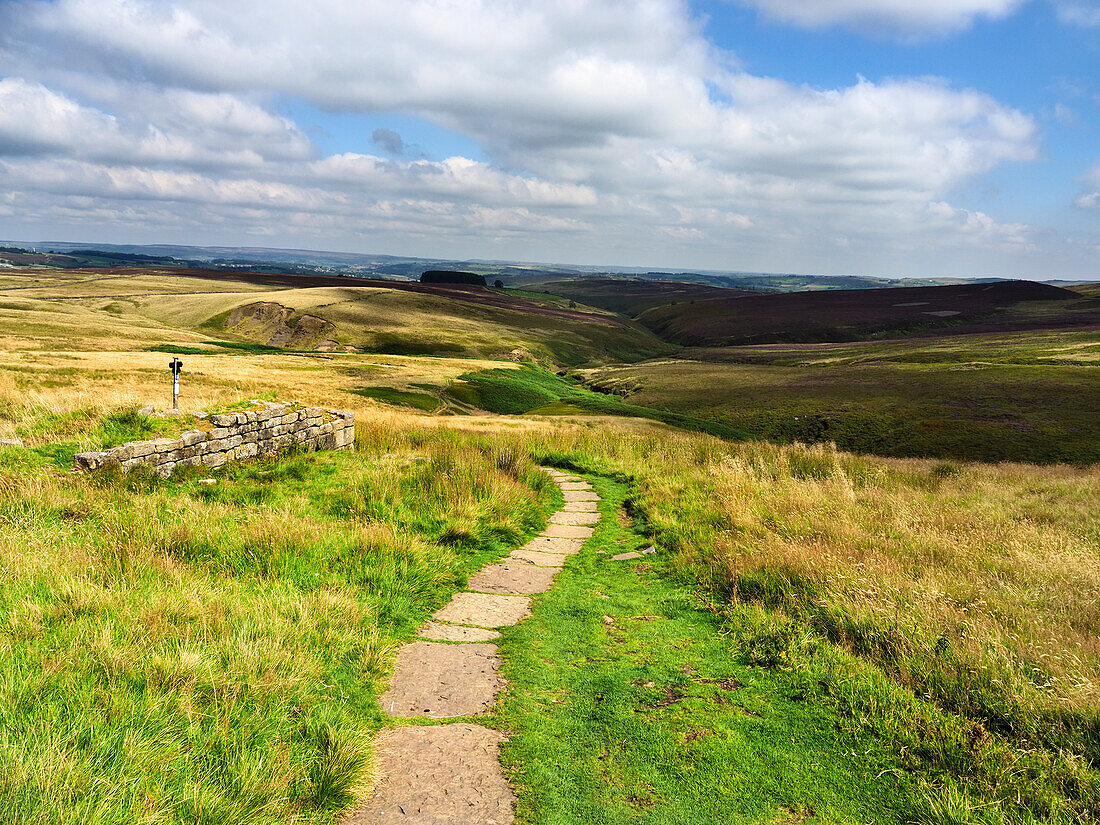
[{"xmin": 169, "ymin": 358, "xmax": 183, "ymax": 410}]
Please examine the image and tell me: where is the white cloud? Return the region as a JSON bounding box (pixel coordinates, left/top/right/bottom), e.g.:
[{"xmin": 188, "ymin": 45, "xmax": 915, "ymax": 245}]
[
  {"xmin": 1056, "ymin": 1, "xmax": 1100, "ymax": 25},
  {"xmin": 1075, "ymin": 162, "xmax": 1100, "ymax": 209},
  {"xmin": 0, "ymin": 78, "xmax": 124, "ymax": 156},
  {"xmin": 0, "ymin": 0, "xmax": 1060, "ymax": 275},
  {"xmin": 735, "ymin": 0, "xmax": 1026, "ymax": 35}
]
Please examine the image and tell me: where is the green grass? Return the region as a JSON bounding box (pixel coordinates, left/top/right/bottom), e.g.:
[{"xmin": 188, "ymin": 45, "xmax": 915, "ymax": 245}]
[
  {"xmin": 448, "ymin": 365, "xmax": 748, "ymax": 440},
  {"xmin": 516, "ymin": 434, "xmax": 1100, "ymax": 825},
  {"xmin": 11, "ymin": 408, "xmax": 186, "ymax": 468},
  {"xmin": 498, "ymin": 474, "xmax": 914, "ymax": 824},
  {"xmin": 144, "ymin": 345, "xmax": 220, "ymax": 355},
  {"xmin": 582, "ymin": 328, "xmax": 1100, "ymax": 463},
  {"xmin": 0, "ymin": 427, "xmax": 557, "ymax": 824},
  {"xmin": 348, "ymin": 386, "xmax": 440, "ymax": 411}
]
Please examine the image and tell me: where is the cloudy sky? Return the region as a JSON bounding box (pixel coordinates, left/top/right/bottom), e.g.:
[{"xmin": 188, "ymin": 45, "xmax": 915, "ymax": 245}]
[{"xmin": 1, "ymin": 0, "xmax": 1099, "ymax": 278}]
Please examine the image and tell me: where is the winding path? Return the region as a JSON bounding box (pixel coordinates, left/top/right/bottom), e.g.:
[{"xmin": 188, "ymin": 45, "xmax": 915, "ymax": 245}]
[{"xmin": 343, "ymin": 468, "xmax": 600, "ymax": 824}]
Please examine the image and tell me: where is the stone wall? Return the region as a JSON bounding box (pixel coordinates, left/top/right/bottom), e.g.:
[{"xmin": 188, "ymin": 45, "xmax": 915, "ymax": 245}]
[{"xmin": 74, "ymin": 402, "xmax": 355, "ymax": 477}]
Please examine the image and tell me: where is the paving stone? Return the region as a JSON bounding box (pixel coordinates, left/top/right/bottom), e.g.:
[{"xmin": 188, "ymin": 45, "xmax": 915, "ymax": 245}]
[
  {"xmin": 611, "ymin": 551, "xmax": 643, "ymax": 560},
  {"xmin": 543, "ymin": 523, "xmax": 596, "ymax": 539},
  {"xmin": 507, "ymin": 548, "xmax": 568, "ymax": 567},
  {"xmin": 343, "ymin": 724, "xmax": 513, "ymax": 825},
  {"xmin": 523, "ymin": 536, "xmax": 585, "ymax": 555},
  {"xmin": 417, "ymin": 622, "xmax": 501, "ymax": 643},
  {"xmin": 563, "ymin": 490, "xmax": 599, "ymax": 502},
  {"xmin": 468, "ymin": 563, "xmax": 559, "ymax": 595},
  {"xmin": 562, "ymin": 500, "xmax": 600, "ymax": 512},
  {"xmin": 379, "ymin": 641, "xmax": 502, "ymax": 718},
  {"xmin": 550, "ymin": 511, "xmax": 600, "ymax": 525},
  {"xmin": 558, "ymin": 481, "xmax": 592, "ymax": 491},
  {"xmin": 433, "ymin": 592, "xmax": 532, "ymax": 627}
]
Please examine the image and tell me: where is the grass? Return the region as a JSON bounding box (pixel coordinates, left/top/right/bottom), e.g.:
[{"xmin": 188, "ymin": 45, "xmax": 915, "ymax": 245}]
[
  {"xmin": 0, "ymin": 421, "xmax": 558, "ymax": 824},
  {"xmin": 128, "ymin": 283, "xmax": 671, "ymax": 365},
  {"xmin": 581, "ymin": 327, "xmax": 1100, "ymax": 463},
  {"xmin": 0, "ymin": 271, "xmax": 1097, "ymax": 823},
  {"xmin": 511, "ymin": 431, "xmax": 1100, "ymax": 824},
  {"xmin": 447, "ymin": 364, "xmax": 748, "ymax": 440},
  {"xmin": 498, "ymin": 474, "xmax": 913, "ymax": 824},
  {"xmin": 348, "ymin": 386, "xmax": 440, "ymax": 412},
  {"xmin": 0, "ymin": 372, "xmax": 1096, "ymax": 823}
]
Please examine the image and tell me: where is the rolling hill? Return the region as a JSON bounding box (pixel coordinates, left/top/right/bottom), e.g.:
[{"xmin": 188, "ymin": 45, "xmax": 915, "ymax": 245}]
[{"xmin": 636, "ymin": 280, "xmax": 1093, "ymax": 345}]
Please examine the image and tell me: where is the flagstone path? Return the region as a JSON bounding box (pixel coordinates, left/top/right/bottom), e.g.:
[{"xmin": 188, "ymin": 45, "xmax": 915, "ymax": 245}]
[{"xmin": 344, "ymin": 468, "xmax": 599, "ymax": 824}]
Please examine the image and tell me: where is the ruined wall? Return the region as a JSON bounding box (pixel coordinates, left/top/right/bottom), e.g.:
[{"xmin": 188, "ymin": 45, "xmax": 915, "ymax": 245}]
[{"xmin": 74, "ymin": 402, "xmax": 355, "ymax": 477}]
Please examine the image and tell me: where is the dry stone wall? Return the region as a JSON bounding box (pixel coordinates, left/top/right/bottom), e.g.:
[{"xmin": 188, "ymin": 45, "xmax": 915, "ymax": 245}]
[{"xmin": 74, "ymin": 402, "xmax": 355, "ymax": 477}]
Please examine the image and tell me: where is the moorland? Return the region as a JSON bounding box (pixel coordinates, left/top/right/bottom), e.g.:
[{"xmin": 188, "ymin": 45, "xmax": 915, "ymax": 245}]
[{"xmin": 0, "ymin": 254, "xmax": 1097, "ymax": 824}]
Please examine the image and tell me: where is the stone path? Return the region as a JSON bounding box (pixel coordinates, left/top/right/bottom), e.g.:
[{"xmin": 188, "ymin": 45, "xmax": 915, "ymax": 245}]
[{"xmin": 345, "ymin": 468, "xmax": 598, "ymax": 823}]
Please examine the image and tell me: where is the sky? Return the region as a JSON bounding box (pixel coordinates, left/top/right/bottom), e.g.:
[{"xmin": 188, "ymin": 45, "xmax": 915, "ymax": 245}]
[{"xmin": 0, "ymin": 1, "xmax": 1099, "ymax": 279}]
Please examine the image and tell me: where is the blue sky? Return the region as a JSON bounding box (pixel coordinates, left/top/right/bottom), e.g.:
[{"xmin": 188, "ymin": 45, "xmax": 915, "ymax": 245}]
[{"xmin": 0, "ymin": 0, "xmax": 1098, "ymax": 278}]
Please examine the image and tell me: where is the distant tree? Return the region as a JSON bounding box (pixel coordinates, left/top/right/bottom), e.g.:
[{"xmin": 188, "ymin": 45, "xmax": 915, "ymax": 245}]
[
  {"xmin": 420, "ymin": 270, "xmax": 486, "ymax": 286},
  {"xmin": 494, "ymin": 279, "xmax": 504, "ymax": 289}
]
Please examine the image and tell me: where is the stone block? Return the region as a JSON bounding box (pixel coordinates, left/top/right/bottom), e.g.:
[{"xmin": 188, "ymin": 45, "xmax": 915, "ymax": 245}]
[
  {"xmin": 153, "ymin": 438, "xmax": 180, "ymax": 453},
  {"xmin": 106, "ymin": 444, "xmax": 134, "ymax": 462},
  {"xmin": 235, "ymin": 442, "xmax": 259, "ymax": 460},
  {"xmin": 304, "ymin": 406, "xmax": 323, "ymax": 418},
  {"xmin": 280, "ymin": 413, "xmax": 300, "ymax": 425},
  {"xmin": 156, "ymin": 462, "xmax": 176, "ymax": 478},
  {"xmin": 209, "ymin": 427, "xmax": 230, "ymax": 438},
  {"xmin": 132, "ymin": 440, "xmax": 158, "ymax": 458},
  {"xmin": 209, "ymin": 414, "xmax": 237, "ymax": 427},
  {"xmin": 203, "ymin": 452, "xmax": 227, "ymax": 469},
  {"xmin": 179, "ymin": 430, "xmax": 206, "ymax": 447},
  {"xmin": 223, "ymin": 435, "xmax": 243, "ymax": 449},
  {"xmin": 74, "ymin": 451, "xmax": 109, "ymax": 471}
]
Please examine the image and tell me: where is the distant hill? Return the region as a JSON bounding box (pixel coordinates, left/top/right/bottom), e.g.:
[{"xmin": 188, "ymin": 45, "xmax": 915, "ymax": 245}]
[
  {"xmin": 534, "ymin": 278, "xmax": 748, "ymax": 316},
  {"xmin": 638, "ymin": 280, "xmax": 1091, "ymax": 345},
  {"xmin": 4, "ymin": 241, "xmax": 1015, "ymax": 292}
]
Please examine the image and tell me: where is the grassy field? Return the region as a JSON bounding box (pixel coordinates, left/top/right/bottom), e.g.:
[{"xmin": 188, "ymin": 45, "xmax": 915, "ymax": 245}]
[
  {"xmin": 1, "ymin": 262, "xmax": 1098, "ymax": 823},
  {"xmin": 0, "ymin": 338, "xmax": 1097, "ymax": 822},
  {"xmin": 0, "ymin": 411, "xmax": 557, "ymax": 823},
  {"xmin": 579, "ymin": 328, "xmax": 1100, "ymax": 464}
]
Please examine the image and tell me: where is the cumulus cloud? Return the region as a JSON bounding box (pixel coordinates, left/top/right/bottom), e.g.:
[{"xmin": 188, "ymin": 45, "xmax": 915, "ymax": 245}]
[
  {"xmin": 0, "ymin": 0, "xmax": 1053, "ymax": 274},
  {"xmin": 735, "ymin": 0, "xmax": 1026, "ymax": 35}
]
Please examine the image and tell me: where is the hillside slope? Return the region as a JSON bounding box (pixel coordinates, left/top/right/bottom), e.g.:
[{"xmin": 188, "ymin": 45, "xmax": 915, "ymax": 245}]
[
  {"xmin": 0, "ymin": 266, "xmax": 671, "ymax": 365},
  {"xmin": 638, "ymin": 280, "xmax": 1092, "ymax": 345},
  {"xmin": 536, "ymin": 278, "xmax": 747, "ymax": 316}
]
